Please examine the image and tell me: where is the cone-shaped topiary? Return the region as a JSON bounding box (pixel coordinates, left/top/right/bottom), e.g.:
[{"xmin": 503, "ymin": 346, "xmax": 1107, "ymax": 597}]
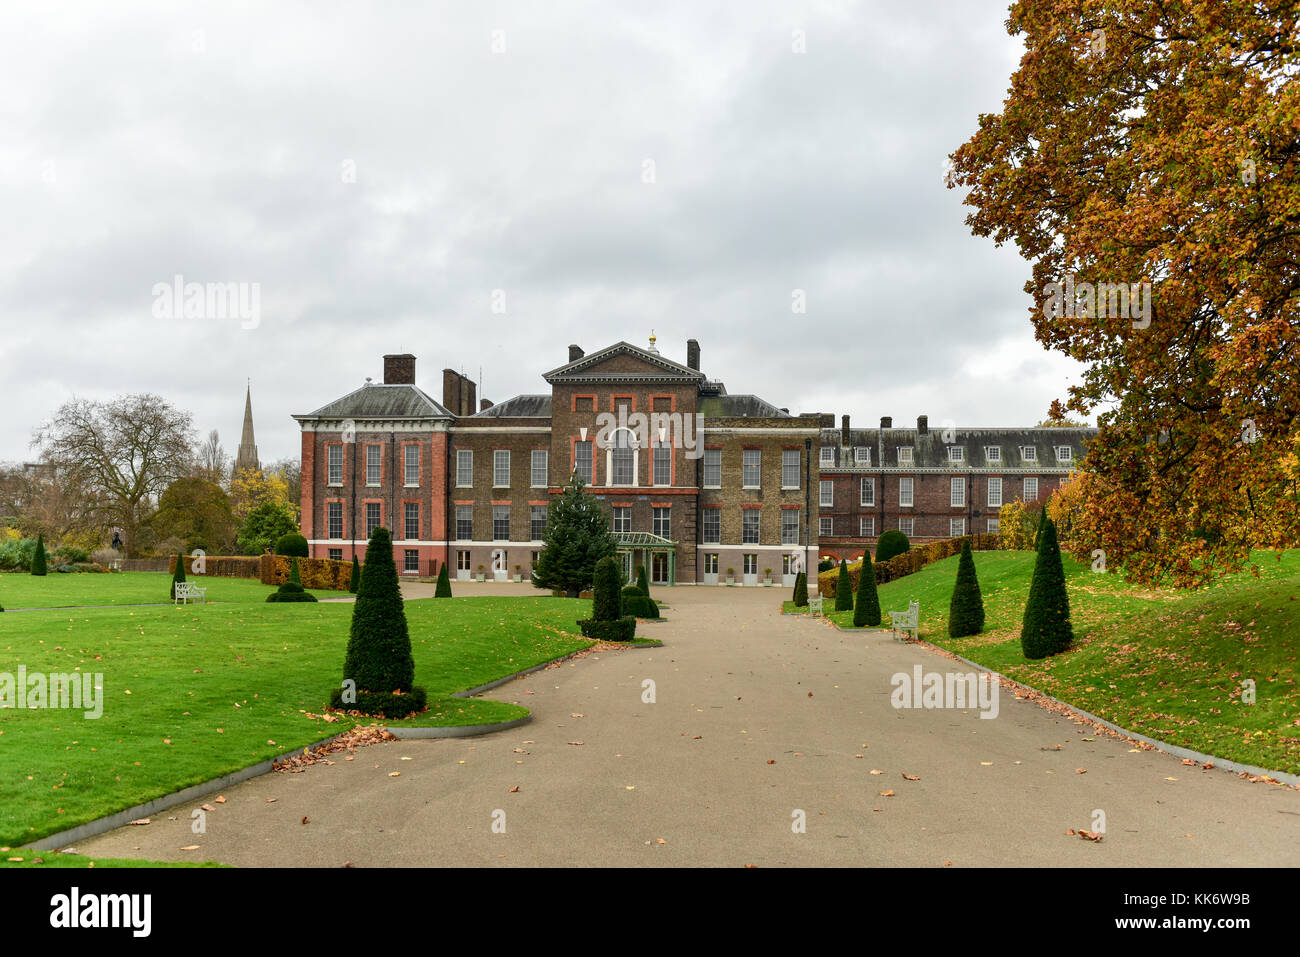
[
  {"xmin": 288, "ymin": 556, "xmax": 302, "ymax": 585},
  {"xmin": 876, "ymin": 529, "xmax": 911, "ymax": 563},
  {"xmin": 578, "ymin": 555, "xmax": 636, "ymax": 641},
  {"xmin": 328, "ymin": 527, "xmax": 426, "ymax": 717},
  {"xmin": 835, "ymin": 559, "xmax": 853, "ymax": 610},
  {"xmin": 636, "ymin": 564, "xmax": 651, "ymax": 600},
  {"xmin": 948, "ymin": 540, "xmax": 986, "ymax": 637},
  {"xmin": 793, "ymin": 570, "xmax": 808, "ymax": 607},
  {"xmin": 31, "ymin": 533, "xmax": 47, "ymax": 576},
  {"xmin": 853, "ymin": 554, "xmax": 882, "ymax": 627},
  {"xmin": 349, "ymin": 556, "xmax": 361, "ymax": 594},
  {"xmin": 169, "ymin": 552, "xmax": 185, "ymax": 597},
  {"xmin": 435, "ymin": 561, "xmax": 452, "ymax": 597},
  {"xmin": 1020, "ymin": 517, "xmax": 1073, "ymax": 659}
]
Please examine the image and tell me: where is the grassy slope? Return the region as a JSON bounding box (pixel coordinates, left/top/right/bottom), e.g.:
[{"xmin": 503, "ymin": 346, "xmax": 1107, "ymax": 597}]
[
  {"xmin": 0, "ymin": 851, "xmax": 224, "ymax": 868},
  {"xmin": 787, "ymin": 550, "xmax": 1300, "ymax": 774},
  {"xmin": 0, "ymin": 595, "xmax": 592, "ymax": 845},
  {"xmin": 0, "ymin": 571, "xmax": 350, "ymax": 608}
]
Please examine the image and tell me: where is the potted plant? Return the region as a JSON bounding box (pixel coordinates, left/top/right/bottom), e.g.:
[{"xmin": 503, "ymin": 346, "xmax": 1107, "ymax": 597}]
[
  {"xmin": 476, "ymin": 563, "xmax": 486, "ymax": 582},
  {"xmin": 513, "ymin": 563, "xmax": 523, "ymax": 583},
  {"xmin": 764, "ymin": 567, "xmax": 773, "ymax": 586},
  {"xmin": 726, "ymin": 567, "xmax": 735, "ymax": 586}
]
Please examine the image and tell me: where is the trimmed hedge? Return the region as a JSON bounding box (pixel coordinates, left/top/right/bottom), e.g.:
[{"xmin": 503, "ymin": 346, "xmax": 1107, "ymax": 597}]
[
  {"xmin": 579, "ymin": 555, "xmax": 636, "ymax": 640},
  {"xmin": 167, "ymin": 555, "xmax": 262, "ymax": 579},
  {"xmin": 819, "ymin": 534, "xmax": 1001, "ymax": 599},
  {"xmin": 578, "ymin": 617, "xmax": 638, "ymax": 642},
  {"xmin": 260, "ymin": 554, "xmax": 353, "ymax": 591},
  {"xmin": 266, "ymin": 581, "xmax": 318, "ymax": 603},
  {"xmin": 276, "ymin": 532, "xmax": 309, "ymax": 557},
  {"xmin": 621, "ymin": 583, "xmax": 660, "ymax": 619}
]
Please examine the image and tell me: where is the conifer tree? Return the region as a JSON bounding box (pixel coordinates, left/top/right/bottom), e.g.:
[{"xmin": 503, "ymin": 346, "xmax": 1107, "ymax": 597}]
[
  {"xmin": 169, "ymin": 551, "xmax": 185, "ymax": 596},
  {"xmin": 1020, "ymin": 518, "xmax": 1073, "ymax": 659},
  {"xmin": 948, "ymin": 540, "xmax": 986, "ymax": 637},
  {"xmin": 31, "ymin": 533, "xmax": 48, "ymax": 576},
  {"xmin": 532, "ymin": 476, "xmax": 618, "ymax": 597},
  {"xmin": 835, "ymin": 559, "xmax": 853, "ymax": 611},
  {"xmin": 435, "ymin": 561, "xmax": 452, "ymax": 597},
  {"xmin": 853, "ymin": 554, "xmax": 881, "ymax": 627}
]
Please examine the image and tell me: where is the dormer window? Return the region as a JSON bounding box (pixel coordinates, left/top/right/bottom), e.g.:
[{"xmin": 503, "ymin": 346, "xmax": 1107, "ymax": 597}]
[
  {"xmin": 948, "ymin": 447, "xmax": 964, "ymax": 463},
  {"xmin": 854, "ymin": 447, "xmax": 871, "ymax": 465},
  {"xmin": 985, "ymin": 446, "xmax": 1001, "ymax": 463},
  {"xmin": 898, "ymin": 447, "xmax": 914, "ymax": 465},
  {"xmin": 820, "ymin": 446, "xmax": 836, "ymax": 466},
  {"xmin": 1056, "ymin": 446, "xmax": 1073, "ymax": 463},
  {"xmin": 1022, "ymin": 446, "xmax": 1038, "ymax": 462}
]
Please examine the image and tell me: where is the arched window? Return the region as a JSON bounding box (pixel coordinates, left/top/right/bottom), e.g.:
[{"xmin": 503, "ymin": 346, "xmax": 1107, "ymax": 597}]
[{"xmin": 607, "ymin": 428, "xmax": 638, "ymax": 486}]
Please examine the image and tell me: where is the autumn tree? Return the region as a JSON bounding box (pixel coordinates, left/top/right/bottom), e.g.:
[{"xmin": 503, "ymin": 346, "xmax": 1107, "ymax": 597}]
[
  {"xmin": 228, "ymin": 467, "xmax": 292, "ymax": 525},
  {"xmin": 949, "ymin": 2, "xmax": 1300, "ymax": 587},
  {"xmin": 151, "ymin": 477, "xmax": 237, "ymax": 552},
  {"xmin": 32, "ymin": 395, "xmax": 196, "ymax": 556}
]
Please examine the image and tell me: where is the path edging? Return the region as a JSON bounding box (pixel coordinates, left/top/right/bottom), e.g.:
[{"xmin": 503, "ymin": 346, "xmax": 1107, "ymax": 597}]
[{"xmin": 812, "ymin": 615, "xmax": 1300, "ymax": 787}]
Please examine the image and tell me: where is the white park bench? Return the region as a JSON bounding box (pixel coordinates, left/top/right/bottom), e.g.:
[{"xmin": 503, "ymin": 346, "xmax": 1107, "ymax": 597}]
[
  {"xmin": 174, "ymin": 582, "xmax": 207, "ymax": 605},
  {"xmin": 808, "ymin": 596, "xmax": 825, "ymax": 617},
  {"xmin": 889, "ymin": 600, "xmax": 919, "ymax": 640}
]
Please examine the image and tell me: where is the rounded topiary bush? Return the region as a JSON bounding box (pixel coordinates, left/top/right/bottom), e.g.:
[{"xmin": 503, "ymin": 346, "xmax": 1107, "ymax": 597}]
[
  {"xmin": 276, "ymin": 532, "xmax": 309, "ymax": 557},
  {"xmin": 329, "ymin": 526, "xmax": 427, "ymax": 717},
  {"xmin": 876, "ymin": 529, "xmax": 911, "ymax": 563}
]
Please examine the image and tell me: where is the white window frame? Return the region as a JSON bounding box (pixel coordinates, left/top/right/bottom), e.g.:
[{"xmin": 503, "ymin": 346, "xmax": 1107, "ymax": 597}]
[
  {"xmin": 653, "ymin": 442, "xmax": 671, "ymax": 486},
  {"xmin": 819, "ymin": 446, "xmax": 836, "ymax": 467},
  {"xmin": 987, "ymin": 518, "xmax": 1000, "ymax": 534},
  {"xmin": 531, "ymin": 449, "xmax": 548, "ymax": 488},
  {"xmin": 493, "ymin": 450, "xmax": 510, "ymax": 488},
  {"xmin": 781, "ymin": 449, "xmax": 800, "ymax": 489},
  {"xmin": 948, "ymin": 446, "xmax": 964, "ymax": 464},
  {"xmin": 702, "ymin": 508, "xmax": 721, "ymax": 544},
  {"xmin": 819, "ymin": 516, "xmax": 834, "ymax": 537},
  {"xmin": 950, "ymin": 518, "xmax": 966, "ymax": 537},
  {"xmin": 819, "ymin": 480, "xmax": 834, "ymax": 508},
  {"xmin": 899, "ymin": 516, "xmax": 914, "ymax": 537},
  {"xmin": 455, "ymin": 505, "xmax": 472, "ymax": 540},
  {"xmin": 1024, "ymin": 476, "xmax": 1039, "ymax": 501},
  {"xmin": 404, "ymin": 501, "xmax": 419, "ymax": 541},
  {"xmin": 985, "ymin": 446, "xmax": 1001, "ymax": 463},
  {"xmin": 574, "ymin": 440, "xmax": 594, "ymax": 484},
  {"xmin": 860, "ymin": 476, "xmax": 874, "ymax": 507},
  {"xmin": 327, "ymin": 445, "xmax": 343, "ymax": 486},
  {"xmin": 404, "ymin": 445, "xmax": 420, "ymax": 487},
  {"xmin": 492, "ymin": 505, "xmax": 510, "ymax": 541},
  {"xmin": 327, "ymin": 501, "xmax": 343, "ymax": 539},
  {"xmin": 530, "ymin": 505, "xmax": 547, "ymax": 541},
  {"xmin": 703, "ymin": 449, "xmax": 722, "ymax": 489},
  {"xmin": 854, "ymin": 447, "xmax": 871, "ymax": 465},
  {"xmin": 898, "ymin": 447, "xmax": 914, "ymax": 465},
  {"xmin": 781, "ymin": 509, "xmax": 799, "ymax": 545},
  {"xmin": 653, "ymin": 506, "xmax": 671, "ymax": 539},
  {"xmin": 741, "ymin": 509, "xmax": 759, "ymax": 545},
  {"xmin": 860, "ymin": 516, "xmax": 875, "ymax": 537},
  {"xmin": 899, "ymin": 476, "xmax": 914, "ymax": 508},
  {"xmin": 606, "ymin": 428, "xmax": 638, "ymax": 487},
  {"xmin": 742, "ymin": 449, "xmax": 761, "ymax": 489},
  {"xmin": 950, "ymin": 477, "xmax": 965, "ymax": 507},
  {"xmin": 456, "ymin": 449, "xmax": 473, "ymax": 488},
  {"xmin": 365, "ymin": 445, "xmax": 381, "ymax": 486},
  {"xmin": 987, "ymin": 477, "xmax": 1003, "ymax": 507},
  {"xmin": 1057, "ymin": 446, "xmax": 1073, "ymax": 463},
  {"xmin": 1022, "ymin": 446, "xmax": 1038, "ymax": 462},
  {"xmin": 613, "ymin": 506, "xmax": 631, "ymax": 534},
  {"xmin": 365, "ymin": 502, "xmax": 381, "ymax": 536}
]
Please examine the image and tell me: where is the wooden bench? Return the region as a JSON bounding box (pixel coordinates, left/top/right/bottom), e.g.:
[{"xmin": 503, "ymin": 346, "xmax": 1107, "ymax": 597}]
[
  {"xmin": 174, "ymin": 582, "xmax": 207, "ymax": 605},
  {"xmin": 808, "ymin": 596, "xmax": 825, "ymax": 617},
  {"xmin": 889, "ymin": 600, "xmax": 919, "ymax": 639}
]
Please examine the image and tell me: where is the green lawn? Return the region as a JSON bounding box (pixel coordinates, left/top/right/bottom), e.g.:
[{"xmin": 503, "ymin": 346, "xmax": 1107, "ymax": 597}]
[
  {"xmin": 0, "ymin": 851, "xmax": 224, "ymax": 868},
  {"xmin": 786, "ymin": 550, "xmax": 1300, "ymax": 774},
  {"xmin": 0, "ymin": 571, "xmax": 350, "ymax": 608},
  {"xmin": 0, "ymin": 594, "xmax": 593, "ymax": 845}
]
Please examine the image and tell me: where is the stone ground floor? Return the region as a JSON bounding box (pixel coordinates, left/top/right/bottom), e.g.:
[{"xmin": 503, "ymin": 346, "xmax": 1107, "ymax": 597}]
[{"xmin": 78, "ymin": 584, "xmax": 1300, "ymax": 866}]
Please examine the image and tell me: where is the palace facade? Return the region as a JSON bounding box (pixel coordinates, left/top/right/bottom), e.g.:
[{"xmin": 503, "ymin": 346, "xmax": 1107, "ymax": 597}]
[{"xmin": 294, "ymin": 338, "xmax": 1095, "ymax": 586}]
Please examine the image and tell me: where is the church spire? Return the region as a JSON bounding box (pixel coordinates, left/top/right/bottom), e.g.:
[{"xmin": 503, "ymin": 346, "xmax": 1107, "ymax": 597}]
[{"xmin": 234, "ymin": 380, "xmax": 260, "ymax": 475}]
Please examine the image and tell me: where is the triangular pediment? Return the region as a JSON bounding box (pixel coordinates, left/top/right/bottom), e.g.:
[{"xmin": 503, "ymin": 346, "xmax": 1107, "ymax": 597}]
[{"xmin": 543, "ymin": 341, "xmax": 703, "ymax": 383}]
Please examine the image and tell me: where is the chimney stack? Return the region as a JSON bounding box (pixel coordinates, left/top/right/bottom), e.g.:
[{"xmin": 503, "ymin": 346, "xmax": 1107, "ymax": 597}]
[
  {"xmin": 686, "ymin": 339, "xmax": 700, "ymax": 371},
  {"xmin": 568, "ymin": 344, "xmax": 584, "ymax": 362},
  {"xmin": 442, "ymin": 369, "xmax": 478, "ymax": 417},
  {"xmin": 917, "ymin": 415, "xmax": 928, "ymax": 435},
  {"xmin": 480, "ymin": 398, "xmax": 492, "ymax": 412},
  {"xmin": 880, "ymin": 416, "xmax": 892, "ymax": 429},
  {"xmin": 383, "ymin": 354, "xmax": 416, "ymax": 385},
  {"xmin": 841, "ymin": 414, "xmax": 850, "ymax": 446}
]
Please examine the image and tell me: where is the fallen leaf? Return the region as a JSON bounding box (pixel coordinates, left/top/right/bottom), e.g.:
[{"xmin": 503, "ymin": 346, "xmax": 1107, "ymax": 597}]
[
  {"xmin": 128, "ymin": 818, "xmax": 150, "ymax": 826},
  {"xmin": 301, "ymin": 817, "xmax": 309, "ymax": 825},
  {"xmin": 179, "ymin": 845, "xmax": 200, "ymax": 851},
  {"xmin": 1075, "ymin": 768, "xmax": 1088, "ymax": 774},
  {"xmin": 265, "ymin": 798, "xmax": 277, "ymax": 803},
  {"xmin": 879, "ymin": 789, "xmax": 895, "ymax": 797},
  {"xmin": 200, "ymin": 804, "xmax": 214, "ymax": 812},
  {"xmin": 214, "ymin": 796, "xmax": 226, "ymax": 804},
  {"xmin": 870, "ymin": 769, "xmax": 883, "ymax": 775},
  {"xmin": 388, "ymin": 771, "xmax": 401, "ymax": 777},
  {"xmin": 568, "ymin": 741, "xmax": 584, "ymax": 746},
  {"xmin": 509, "ymin": 786, "xmax": 520, "ymax": 793},
  {"xmin": 656, "ymin": 838, "xmax": 666, "ymax": 845},
  {"xmin": 902, "ymin": 773, "xmax": 920, "ymax": 781}
]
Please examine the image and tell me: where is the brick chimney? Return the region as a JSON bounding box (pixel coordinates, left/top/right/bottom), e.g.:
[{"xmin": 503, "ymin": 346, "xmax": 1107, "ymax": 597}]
[
  {"xmin": 917, "ymin": 415, "xmax": 928, "ymax": 435},
  {"xmin": 480, "ymin": 398, "xmax": 492, "ymax": 412},
  {"xmin": 880, "ymin": 416, "xmax": 892, "ymax": 429},
  {"xmin": 383, "ymin": 354, "xmax": 416, "ymax": 385},
  {"xmin": 841, "ymin": 414, "xmax": 850, "ymax": 446},
  {"xmin": 686, "ymin": 339, "xmax": 700, "ymax": 371},
  {"xmin": 442, "ymin": 369, "xmax": 478, "ymax": 417},
  {"xmin": 568, "ymin": 344, "xmax": 584, "ymax": 362}
]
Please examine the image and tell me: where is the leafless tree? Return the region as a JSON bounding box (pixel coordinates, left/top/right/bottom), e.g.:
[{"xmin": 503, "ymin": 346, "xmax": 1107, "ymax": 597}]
[
  {"xmin": 193, "ymin": 429, "xmax": 230, "ymax": 485},
  {"xmin": 32, "ymin": 394, "xmax": 197, "ymax": 556}
]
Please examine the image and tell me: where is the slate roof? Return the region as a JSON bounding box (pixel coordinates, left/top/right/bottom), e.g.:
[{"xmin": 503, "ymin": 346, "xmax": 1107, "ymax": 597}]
[
  {"xmin": 817, "ymin": 425, "xmax": 1098, "ymax": 470},
  {"xmin": 698, "ymin": 394, "xmax": 792, "ymax": 418},
  {"xmin": 472, "ymin": 395, "xmax": 553, "ymax": 418},
  {"xmin": 543, "ymin": 341, "xmax": 705, "ymax": 382},
  {"xmin": 295, "ymin": 383, "xmax": 453, "ymax": 421}
]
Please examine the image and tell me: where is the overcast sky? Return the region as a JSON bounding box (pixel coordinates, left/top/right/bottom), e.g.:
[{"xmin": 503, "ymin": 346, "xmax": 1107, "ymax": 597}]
[{"xmin": 0, "ymin": 0, "xmax": 1086, "ymax": 466}]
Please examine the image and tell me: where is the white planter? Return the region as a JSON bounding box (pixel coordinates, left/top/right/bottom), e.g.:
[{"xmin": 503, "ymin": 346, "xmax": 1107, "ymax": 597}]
[
  {"xmin": 725, "ymin": 577, "xmax": 735, "ymax": 586},
  {"xmin": 476, "ymin": 573, "xmax": 486, "ymax": 582},
  {"xmin": 763, "ymin": 578, "xmax": 773, "ymax": 586},
  {"xmin": 512, "ymin": 574, "xmax": 522, "ymax": 583}
]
